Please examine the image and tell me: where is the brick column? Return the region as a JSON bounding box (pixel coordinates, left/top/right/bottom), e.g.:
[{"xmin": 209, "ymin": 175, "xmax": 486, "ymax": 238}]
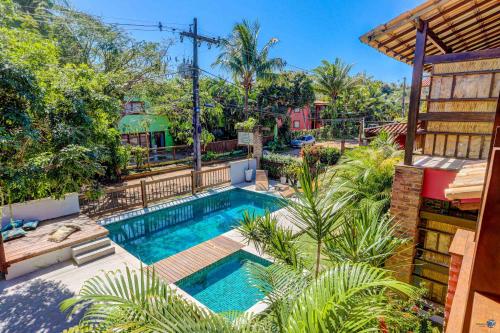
[
  {"xmin": 386, "ymin": 164, "xmax": 424, "ymax": 283},
  {"xmin": 252, "ymin": 127, "xmax": 263, "ymax": 169}
]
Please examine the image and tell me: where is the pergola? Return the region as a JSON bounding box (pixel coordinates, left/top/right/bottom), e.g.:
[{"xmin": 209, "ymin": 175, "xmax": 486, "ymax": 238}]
[
  {"xmin": 361, "ymin": 1, "xmax": 500, "ymax": 331},
  {"xmin": 360, "ymin": 0, "xmax": 500, "ymax": 165}
]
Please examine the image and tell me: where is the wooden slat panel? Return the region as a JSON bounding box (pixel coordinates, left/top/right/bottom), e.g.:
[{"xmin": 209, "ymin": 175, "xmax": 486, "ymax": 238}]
[{"xmin": 418, "ymin": 112, "xmax": 496, "ymax": 122}]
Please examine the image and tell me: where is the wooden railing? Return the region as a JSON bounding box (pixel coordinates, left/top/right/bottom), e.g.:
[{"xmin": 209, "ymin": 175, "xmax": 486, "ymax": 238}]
[
  {"xmin": 80, "ymin": 166, "xmax": 231, "ymax": 216},
  {"xmin": 191, "ymin": 166, "xmax": 231, "ymax": 193}
]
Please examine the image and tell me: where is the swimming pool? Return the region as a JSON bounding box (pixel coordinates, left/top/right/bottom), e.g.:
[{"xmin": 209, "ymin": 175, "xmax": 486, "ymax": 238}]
[
  {"xmin": 105, "ymin": 188, "xmax": 282, "ymax": 264},
  {"xmin": 176, "ymin": 250, "xmax": 271, "ymax": 313}
]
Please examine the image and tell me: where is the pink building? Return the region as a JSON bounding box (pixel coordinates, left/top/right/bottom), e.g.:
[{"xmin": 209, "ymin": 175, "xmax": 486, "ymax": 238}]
[{"xmin": 287, "ymin": 101, "xmax": 328, "ymax": 131}]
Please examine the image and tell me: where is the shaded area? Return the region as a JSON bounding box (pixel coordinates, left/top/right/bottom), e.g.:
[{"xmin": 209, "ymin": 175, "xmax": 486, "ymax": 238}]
[{"xmin": 0, "ymin": 279, "xmax": 83, "ymax": 333}]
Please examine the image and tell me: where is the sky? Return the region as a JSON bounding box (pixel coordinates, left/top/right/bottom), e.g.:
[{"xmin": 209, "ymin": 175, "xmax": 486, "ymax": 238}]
[{"xmin": 71, "ymin": 0, "xmax": 422, "ymax": 83}]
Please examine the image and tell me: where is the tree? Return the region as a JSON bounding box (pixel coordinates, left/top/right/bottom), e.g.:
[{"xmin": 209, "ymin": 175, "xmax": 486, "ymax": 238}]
[
  {"xmin": 0, "ymin": 1, "xmax": 129, "ymax": 202},
  {"xmin": 213, "ymin": 20, "xmax": 284, "ymax": 114},
  {"xmin": 313, "ymin": 58, "xmax": 358, "ymax": 152}
]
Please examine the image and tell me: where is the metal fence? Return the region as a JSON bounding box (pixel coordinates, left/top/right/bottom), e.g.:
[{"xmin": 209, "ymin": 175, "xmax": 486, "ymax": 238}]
[{"xmin": 80, "ymin": 166, "xmax": 231, "ymax": 217}]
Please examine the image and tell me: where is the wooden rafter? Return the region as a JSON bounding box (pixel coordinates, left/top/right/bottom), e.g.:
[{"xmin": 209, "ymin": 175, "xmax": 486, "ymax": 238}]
[{"xmin": 360, "ymin": 0, "xmax": 500, "ymax": 65}]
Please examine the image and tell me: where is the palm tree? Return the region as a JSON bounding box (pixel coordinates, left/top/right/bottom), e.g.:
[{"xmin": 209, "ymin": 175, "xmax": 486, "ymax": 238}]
[
  {"xmin": 313, "ymin": 58, "xmax": 357, "ymax": 153},
  {"xmin": 213, "ymin": 20, "xmax": 284, "ymax": 114},
  {"xmin": 61, "ymin": 264, "xmax": 418, "ymax": 333}
]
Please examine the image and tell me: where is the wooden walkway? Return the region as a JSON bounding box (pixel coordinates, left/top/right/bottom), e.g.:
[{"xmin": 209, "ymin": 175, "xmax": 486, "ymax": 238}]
[{"xmin": 149, "ymin": 235, "xmax": 244, "ymax": 283}]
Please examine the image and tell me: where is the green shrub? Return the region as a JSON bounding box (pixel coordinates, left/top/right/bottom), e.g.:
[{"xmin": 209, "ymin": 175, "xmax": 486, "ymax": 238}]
[
  {"xmin": 317, "ymin": 146, "xmax": 340, "ymax": 165},
  {"xmin": 262, "ymin": 153, "xmax": 301, "ymax": 179},
  {"xmin": 300, "ymin": 146, "xmax": 340, "ymax": 167},
  {"xmin": 130, "ymin": 146, "xmax": 147, "ymax": 169}
]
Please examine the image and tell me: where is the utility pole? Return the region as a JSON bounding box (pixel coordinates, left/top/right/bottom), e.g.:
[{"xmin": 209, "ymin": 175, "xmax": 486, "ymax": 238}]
[
  {"xmin": 401, "ymin": 77, "xmax": 407, "ymax": 118},
  {"xmin": 180, "ymin": 18, "xmax": 220, "ymax": 172}
]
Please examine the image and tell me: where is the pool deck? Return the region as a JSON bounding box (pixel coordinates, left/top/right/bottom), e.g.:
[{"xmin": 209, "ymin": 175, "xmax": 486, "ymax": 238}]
[
  {"xmin": 149, "ymin": 235, "xmax": 244, "ymax": 283},
  {"xmin": 4, "ymin": 214, "xmax": 108, "ymax": 266},
  {"xmin": 0, "ymin": 181, "xmax": 296, "ymax": 331}
]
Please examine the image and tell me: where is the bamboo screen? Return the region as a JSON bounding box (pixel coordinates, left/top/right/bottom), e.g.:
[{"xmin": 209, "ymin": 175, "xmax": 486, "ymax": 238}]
[{"xmin": 423, "ymin": 58, "xmax": 500, "ymax": 159}]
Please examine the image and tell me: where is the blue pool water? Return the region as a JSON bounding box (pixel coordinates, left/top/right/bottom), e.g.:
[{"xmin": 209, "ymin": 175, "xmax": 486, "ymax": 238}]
[
  {"xmin": 176, "ymin": 250, "xmax": 271, "ymax": 313},
  {"xmin": 105, "ymin": 188, "xmax": 282, "ymax": 264}
]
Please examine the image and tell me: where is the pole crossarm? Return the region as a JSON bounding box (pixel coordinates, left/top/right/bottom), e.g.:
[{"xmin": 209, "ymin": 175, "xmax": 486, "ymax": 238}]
[{"xmin": 180, "ymin": 31, "xmax": 220, "ymax": 45}]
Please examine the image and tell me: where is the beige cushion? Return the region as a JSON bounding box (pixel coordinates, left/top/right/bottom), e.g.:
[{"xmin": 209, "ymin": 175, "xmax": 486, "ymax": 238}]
[{"xmin": 48, "ymin": 224, "xmax": 81, "ymax": 243}]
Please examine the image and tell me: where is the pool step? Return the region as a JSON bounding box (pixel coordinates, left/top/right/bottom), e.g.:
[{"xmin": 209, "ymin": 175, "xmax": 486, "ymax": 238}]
[{"xmin": 72, "ymin": 237, "xmax": 115, "ymax": 265}]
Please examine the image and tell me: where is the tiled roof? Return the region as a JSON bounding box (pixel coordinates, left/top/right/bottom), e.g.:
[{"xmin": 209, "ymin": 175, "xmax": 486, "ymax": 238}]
[{"xmin": 364, "ymin": 122, "xmax": 424, "ymax": 136}]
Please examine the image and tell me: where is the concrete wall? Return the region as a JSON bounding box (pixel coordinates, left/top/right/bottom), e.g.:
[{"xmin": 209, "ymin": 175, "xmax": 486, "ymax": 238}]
[
  {"xmin": 229, "ymin": 159, "xmax": 257, "ymax": 184},
  {"xmin": 5, "ymin": 247, "xmax": 72, "ymax": 280},
  {"xmin": 1, "ymin": 193, "xmax": 80, "ymax": 225}
]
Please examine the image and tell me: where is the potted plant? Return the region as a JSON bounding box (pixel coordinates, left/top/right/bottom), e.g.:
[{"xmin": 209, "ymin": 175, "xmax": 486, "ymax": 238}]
[
  {"xmin": 245, "ymin": 168, "xmax": 253, "ymax": 182},
  {"xmin": 235, "ymin": 118, "xmax": 258, "ymax": 182},
  {"xmin": 279, "ymin": 166, "xmax": 287, "ymax": 184}
]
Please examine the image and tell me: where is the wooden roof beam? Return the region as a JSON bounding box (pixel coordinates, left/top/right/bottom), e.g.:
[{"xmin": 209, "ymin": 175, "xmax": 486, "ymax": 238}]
[
  {"xmin": 427, "ymin": 27, "xmax": 452, "ymax": 53},
  {"xmin": 424, "ymin": 47, "xmax": 500, "ymax": 64},
  {"xmin": 366, "ymin": 0, "xmax": 474, "ymax": 47},
  {"xmin": 383, "ymin": 3, "xmax": 499, "ymax": 60}
]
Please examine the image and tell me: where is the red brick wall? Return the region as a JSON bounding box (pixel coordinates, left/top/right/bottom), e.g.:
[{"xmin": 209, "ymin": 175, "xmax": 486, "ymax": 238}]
[
  {"xmin": 386, "ymin": 164, "xmax": 425, "ymax": 283},
  {"xmin": 445, "ymin": 252, "xmax": 463, "ymax": 324}
]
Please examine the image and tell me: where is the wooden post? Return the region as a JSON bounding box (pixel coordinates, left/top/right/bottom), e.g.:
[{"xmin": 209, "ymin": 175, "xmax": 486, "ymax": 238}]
[
  {"xmin": 463, "ymin": 95, "xmax": 500, "ymax": 332},
  {"xmin": 191, "ymin": 170, "xmax": 196, "ymax": 195},
  {"xmin": 140, "ymin": 180, "xmax": 148, "ymax": 208},
  {"xmin": 358, "ymin": 117, "xmax": 365, "ymax": 145},
  {"xmin": 404, "ymin": 19, "xmax": 428, "ymax": 166},
  {"xmin": 0, "ymin": 236, "xmax": 8, "ymax": 276}
]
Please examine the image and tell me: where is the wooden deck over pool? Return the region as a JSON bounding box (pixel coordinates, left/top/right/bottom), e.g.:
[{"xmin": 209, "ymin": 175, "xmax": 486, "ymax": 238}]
[
  {"xmin": 149, "ymin": 235, "xmax": 244, "ymax": 283},
  {"xmin": 4, "ymin": 214, "xmax": 108, "ymax": 265}
]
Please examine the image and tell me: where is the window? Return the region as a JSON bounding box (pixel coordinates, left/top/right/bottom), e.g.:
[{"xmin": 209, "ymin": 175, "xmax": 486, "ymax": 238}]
[
  {"xmin": 294, "ymin": 108, "xmax": 301, "ymax": 113},
  {"xmin": 293, "ymin": 120, "xmax": 300, "ymax": 128},
  {"xmin": 124, "ymin": 101, "xmax": 144, "ymax": 114}
]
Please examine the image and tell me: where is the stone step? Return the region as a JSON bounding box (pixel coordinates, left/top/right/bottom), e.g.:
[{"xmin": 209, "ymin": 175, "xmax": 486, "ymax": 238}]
[
  {"xmin": 73, "ymin": 245, "xmax": 115, "ymax": 266},
  {"xmin": 72, "ymin": 237, "xmax": 110, "ymax": 256}
]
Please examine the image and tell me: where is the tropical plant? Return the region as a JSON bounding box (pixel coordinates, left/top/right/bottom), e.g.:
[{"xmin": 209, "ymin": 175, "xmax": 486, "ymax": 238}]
[
  {"xmin": 313, "ymin": 59, "xmax": 356, "ymax": 102},
  {"xmin": 235, "ymin": 117, "xmax": 258, "ymax": 131},
  {"xmin": 326, "ymin": 133, "xmax": 402, "ymax": 212},
  {"xmin": 61, "ymin": 263, "xmax": 418, "ymax": 333},
  {"xmin": 60, "ymin": 266, "xmax": 259, "ymax": 333},
  {"xmin": 324, "ymin": 205, "xmax": 407, "ymax": 267},
  {"xmin": 214, "ymin": 20, "xmax": 284, "ymax": 114},
  {"xmin": 313, "ymin": 58, "xmax": 359, "ymax": 152},
  {"xmin": 237, "ymin": 211, "xmax": 301, "ymax": 268},
  {"xmin": 285, "ymin": 162, "xmax": 349, "ymax": 277}
]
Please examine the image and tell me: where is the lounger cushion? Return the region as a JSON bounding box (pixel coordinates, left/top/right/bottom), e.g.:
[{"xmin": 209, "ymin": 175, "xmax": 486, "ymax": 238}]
[
  {"xmin": 2, "ymin": 228, "xmax": 27, "ymax": 242},
  {"xmin": 22, "ymin": 220, "xmax": 40, "ymax": 231},
  {"xmin": 1, "ymin": 220, "xmax": 24, "ymax": 232},
  {"xmin": 48, "ymin": 224, "xmax": 81, "ymax": 243}
]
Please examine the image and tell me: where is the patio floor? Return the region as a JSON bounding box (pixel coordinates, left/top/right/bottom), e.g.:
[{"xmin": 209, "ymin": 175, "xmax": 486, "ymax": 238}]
[{"xmin": 0, "ymin": 241, "xmax": 140, "ymax": 333}]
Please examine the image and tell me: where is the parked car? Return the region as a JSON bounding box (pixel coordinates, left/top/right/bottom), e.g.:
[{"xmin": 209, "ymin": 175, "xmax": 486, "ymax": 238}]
[{"xmin": 291, "ymin": 135, "xmax": 315, "ymax": 148}]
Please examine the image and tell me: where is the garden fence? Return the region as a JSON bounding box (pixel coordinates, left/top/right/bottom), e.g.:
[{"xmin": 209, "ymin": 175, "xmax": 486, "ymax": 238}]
[{"xmin": 79, "ymin": 166, "xmax": 231, "ymax": 217}]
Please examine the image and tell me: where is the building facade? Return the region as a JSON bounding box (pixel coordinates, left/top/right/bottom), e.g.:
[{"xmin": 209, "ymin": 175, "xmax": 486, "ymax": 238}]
[
  {"xmin": 119, "ymin": 100, "xmax": 174, "ymax": 149},
  {"xmin": 361, "ymin": 0, "xmax": 500, "ymax": 330},
  {"xmin": 288, "ymin": 101, "xmax": 328, "ymax": 131}
]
